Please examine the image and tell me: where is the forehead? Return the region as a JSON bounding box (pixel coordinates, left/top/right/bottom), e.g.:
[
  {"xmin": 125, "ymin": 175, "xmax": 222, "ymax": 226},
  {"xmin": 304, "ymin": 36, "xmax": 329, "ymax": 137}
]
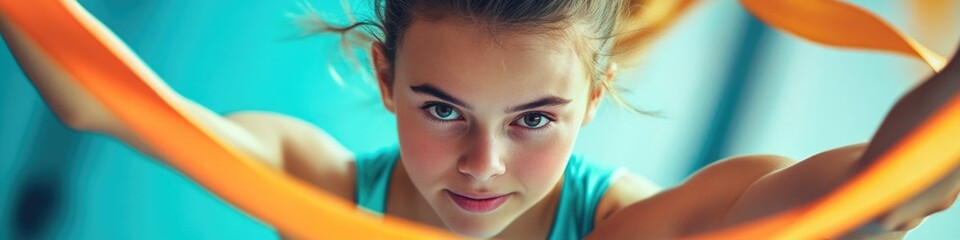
[{"xmin": 395, "ymin": 19, "xmax": 590, "ymax": 105}]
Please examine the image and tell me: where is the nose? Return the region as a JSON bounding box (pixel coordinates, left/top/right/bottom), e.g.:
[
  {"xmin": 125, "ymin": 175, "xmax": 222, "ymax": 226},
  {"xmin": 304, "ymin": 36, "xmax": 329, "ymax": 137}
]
[{"xmin": 458, "ymin": 129, "xmax": 506, "ymax": 181}]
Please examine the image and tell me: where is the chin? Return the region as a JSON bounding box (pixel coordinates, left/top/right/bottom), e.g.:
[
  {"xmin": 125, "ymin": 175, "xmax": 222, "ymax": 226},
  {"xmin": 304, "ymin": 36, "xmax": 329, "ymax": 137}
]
[
  {"xmin": 435, "ymin": 205, "xmax": 513, "ymax": 239},
  {"xmin": 445, "ymin": 220, "xmax": 505, "ymax": 239}
]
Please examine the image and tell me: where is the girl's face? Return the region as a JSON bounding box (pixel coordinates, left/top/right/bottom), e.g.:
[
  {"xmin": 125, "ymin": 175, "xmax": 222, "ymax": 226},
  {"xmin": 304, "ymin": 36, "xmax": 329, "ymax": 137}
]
[{"xmin": 375, "ymin": 19, "xmax": 602, "ymax": 238}]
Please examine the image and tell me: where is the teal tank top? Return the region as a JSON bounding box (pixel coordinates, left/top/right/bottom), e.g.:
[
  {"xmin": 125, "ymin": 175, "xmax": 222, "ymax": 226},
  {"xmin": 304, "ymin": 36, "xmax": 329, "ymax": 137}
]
[{"xmin": 354, "ymin": 145, "xmax": 620, "ymax": 239}]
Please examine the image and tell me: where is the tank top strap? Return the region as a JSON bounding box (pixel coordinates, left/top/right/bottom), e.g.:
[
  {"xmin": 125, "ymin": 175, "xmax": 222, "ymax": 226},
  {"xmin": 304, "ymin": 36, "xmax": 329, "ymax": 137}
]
[
  {"xmin": 548, "ymin": 154, "xmax": 622, "ymax": 240},
  {"xmin": 353, "ymin": 145, "xmax": 400, "ymax": 214}
]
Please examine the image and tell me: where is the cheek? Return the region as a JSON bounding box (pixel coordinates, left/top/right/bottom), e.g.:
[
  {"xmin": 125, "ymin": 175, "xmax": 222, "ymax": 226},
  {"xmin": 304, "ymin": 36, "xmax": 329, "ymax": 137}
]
[
  {"xmin": 396, "ymin": 105, "xmax": 457, "ymax": 185},
  {"xmin": 508, "ymin": 130, "xmax": 576, "ymax": 191}
]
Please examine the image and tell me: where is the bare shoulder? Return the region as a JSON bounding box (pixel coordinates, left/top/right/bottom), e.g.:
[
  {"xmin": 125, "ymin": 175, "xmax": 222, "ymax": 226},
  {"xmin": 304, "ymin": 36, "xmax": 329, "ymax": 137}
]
[
  {"xmin": 724, "ymin": 143, "xmax": 867, "ymax": 226},
  {"xmin": 589, "ymin": 155, "xmax": 796, "ymax": 239},
  {"xmin": 691, "ymin": 154, "xmax": 797, "ymax": 186},
  {"xmin": 225, "ymin": 111, "xmax": 356, "ymax": 201},
  {"xmin": 666, "ymin": 154, "xmax": 797, "ymax": 229},
  {"xmin": 594, "ymin": 171, "xmax": 662, "ymax": 224}
]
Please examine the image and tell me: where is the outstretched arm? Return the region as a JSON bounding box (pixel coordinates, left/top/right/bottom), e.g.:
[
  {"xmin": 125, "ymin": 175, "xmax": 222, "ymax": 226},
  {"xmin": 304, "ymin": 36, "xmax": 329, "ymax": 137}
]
[
  {"xmin": 1, "ymin": 2, "xmax": 364, "ymax": 238},
  {"xmin": 0, "ymin": 2, "xmax": 355, "ymax": 199},
  {"xmin": 0, "ymin": 5, "xmax": 281, "ymax": 167},
  {"xmin": 724, "ymin": 46, "xmax": 960, "ymax": 238},
  {"xmin": 590, "ymin": 47, "xmax": 960, "ymax": 239}
]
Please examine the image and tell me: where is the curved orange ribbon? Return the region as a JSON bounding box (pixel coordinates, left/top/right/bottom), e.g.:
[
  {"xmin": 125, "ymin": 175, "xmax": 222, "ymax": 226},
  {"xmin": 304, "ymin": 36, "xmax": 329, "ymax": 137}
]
[
  {"xmin": 0, "ymin": 0, "xmax": 957, "ymax": 239},
  {"xmin": 690, "ymin": 0, "xmax": 960, "ymax": 238},
  {"xmin": 689, "ymin": 81, "xmax": 960, "ymax": 239},
  {"xmin": 741, "ymin": 0, "xmax": 947, "ymax": 72},
  {"xmin": 0, "ymin": 1, "xmax": 454, "ymax": 239}
]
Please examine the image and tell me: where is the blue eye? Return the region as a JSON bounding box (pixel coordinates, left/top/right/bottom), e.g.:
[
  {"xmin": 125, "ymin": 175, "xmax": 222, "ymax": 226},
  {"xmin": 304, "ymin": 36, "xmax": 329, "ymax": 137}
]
[
  {"xmin": 426, "ymin": 103, "xmax": 461, "ymax": 121},
  {"xmin": 514, "ymin": 113, "xmax": 552, "ymax": 129}
]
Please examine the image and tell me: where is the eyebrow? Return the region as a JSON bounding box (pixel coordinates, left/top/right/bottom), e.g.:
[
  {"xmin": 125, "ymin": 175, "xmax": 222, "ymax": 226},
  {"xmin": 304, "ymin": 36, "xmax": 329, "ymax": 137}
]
[
  {"xmin": 410, "ymin": 84, "xmax": 473, "ymax": 109},
  {"xmin": 506, "ymin": 96, "xmax": 571, "ymax": 113},
  {"xmin": 409, "ymin": 84, "xmax": 572, "ymax": 113}
]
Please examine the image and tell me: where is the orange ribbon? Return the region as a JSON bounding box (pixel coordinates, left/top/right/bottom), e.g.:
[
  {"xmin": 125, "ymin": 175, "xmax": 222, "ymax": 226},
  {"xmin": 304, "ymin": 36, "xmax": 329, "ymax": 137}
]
[
  {"xmin": 741, "ymin": 0, "xmax": 947, "ymax": 72},
  {"xmin": 688, "ymin": 1, "xmax": 959, "ymax": 238},
  {"xmin": 0, "ymin": 1, "xmax": 453, "ymax": 239},
  {"xmin": 0, "ymin": 0, "xmax": 956, "ymax": 239}
]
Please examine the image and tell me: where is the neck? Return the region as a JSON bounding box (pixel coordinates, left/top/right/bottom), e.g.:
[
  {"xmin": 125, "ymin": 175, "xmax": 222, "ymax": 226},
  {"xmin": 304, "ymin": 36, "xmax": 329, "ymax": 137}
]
[
  {"xmin": 495, "ymin": 178, "xmax": 562, "ymax": 239},
  {"xmin": 388, "ymin": 160, "xmax": 446, "ymax": 228}
]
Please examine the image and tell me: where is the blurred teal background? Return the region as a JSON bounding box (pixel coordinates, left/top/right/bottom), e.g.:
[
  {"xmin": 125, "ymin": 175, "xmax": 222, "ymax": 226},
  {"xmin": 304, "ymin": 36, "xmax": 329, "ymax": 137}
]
[{"xmin": 1, "ymin": 0, "xmax": 957, "ymax": 239}]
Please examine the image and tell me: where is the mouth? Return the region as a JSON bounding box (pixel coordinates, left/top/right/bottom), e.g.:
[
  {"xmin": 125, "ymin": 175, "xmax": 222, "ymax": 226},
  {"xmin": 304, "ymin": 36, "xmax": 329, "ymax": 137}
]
[{"xmin": 445, "ymin": 190, "xmax": 511, "ymax": 213}]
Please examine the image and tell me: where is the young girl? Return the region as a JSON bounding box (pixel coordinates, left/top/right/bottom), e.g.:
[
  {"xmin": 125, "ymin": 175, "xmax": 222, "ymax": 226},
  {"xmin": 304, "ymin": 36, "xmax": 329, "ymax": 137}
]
[{"xmin": 2, "ymin": 0, "xmax": 958, "ymax": 239}]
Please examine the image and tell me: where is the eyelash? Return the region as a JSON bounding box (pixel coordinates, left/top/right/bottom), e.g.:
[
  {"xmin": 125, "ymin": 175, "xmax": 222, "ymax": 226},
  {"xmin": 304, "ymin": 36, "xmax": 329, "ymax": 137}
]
[
  {"xmin": 512, "ymin": 112, "xmax": 556, "ymax": 132},
  {"xmin": 418, "ymin": 102, "xmax": 556, "ymax": 131},
  {"xmin": 419, "ymin": 102, "xmax": 463, "ymax": 124}
]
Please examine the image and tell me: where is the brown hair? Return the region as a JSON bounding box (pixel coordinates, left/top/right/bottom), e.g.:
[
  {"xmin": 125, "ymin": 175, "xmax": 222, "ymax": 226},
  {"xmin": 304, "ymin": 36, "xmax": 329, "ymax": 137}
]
[{"xmin": 297, "ymin": 0, "xmax": 695, "ymax": 114}]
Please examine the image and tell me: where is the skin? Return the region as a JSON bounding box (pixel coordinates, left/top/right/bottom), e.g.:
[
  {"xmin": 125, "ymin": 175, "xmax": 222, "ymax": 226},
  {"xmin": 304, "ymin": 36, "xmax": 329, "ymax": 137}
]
[
  {"xmin": 371, "ymin": 18, "xmax": 659, "ymax": 239},
  {"xmin": 3, "ymin": 9, "xmax": 958, "ymax": 239}
]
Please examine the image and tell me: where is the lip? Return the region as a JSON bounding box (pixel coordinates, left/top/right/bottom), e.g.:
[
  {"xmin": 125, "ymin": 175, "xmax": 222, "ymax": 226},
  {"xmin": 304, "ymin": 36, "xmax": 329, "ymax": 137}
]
[{"xmin": 445, "ymin": 190, "xmax": 511, "ymax": 213}]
